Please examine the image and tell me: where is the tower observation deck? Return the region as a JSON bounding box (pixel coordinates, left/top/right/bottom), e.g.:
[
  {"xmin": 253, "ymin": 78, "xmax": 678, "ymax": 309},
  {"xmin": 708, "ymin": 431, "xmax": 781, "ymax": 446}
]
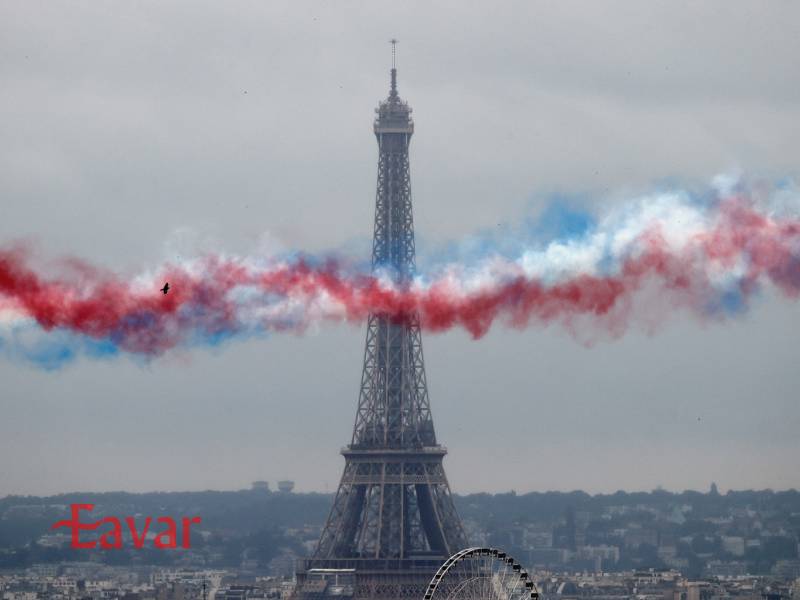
[{"xmin": 293, "ymin": 45, "xmax": 468, "ymax": 600}]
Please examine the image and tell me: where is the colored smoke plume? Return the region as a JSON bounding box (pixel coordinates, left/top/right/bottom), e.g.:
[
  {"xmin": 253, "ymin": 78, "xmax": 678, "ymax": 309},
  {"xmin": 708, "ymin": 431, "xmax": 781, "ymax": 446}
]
[{"xmin": 1, "ymin": 176, "xmax": 799, "ymax": 368}]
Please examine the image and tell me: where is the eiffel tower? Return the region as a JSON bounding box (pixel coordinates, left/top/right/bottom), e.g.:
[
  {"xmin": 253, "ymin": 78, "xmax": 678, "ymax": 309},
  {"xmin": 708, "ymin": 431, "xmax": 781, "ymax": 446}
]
[{"xmin": 294, "ymin": 42, "xmax": 468, "ymax": 600}]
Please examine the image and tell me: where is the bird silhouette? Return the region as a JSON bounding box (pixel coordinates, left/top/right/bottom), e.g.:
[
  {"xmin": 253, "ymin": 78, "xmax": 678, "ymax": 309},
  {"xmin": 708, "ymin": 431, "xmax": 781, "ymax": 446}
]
[{"xmin": 160, "ymin": 282, "xmax": 170, "ymax": 295}]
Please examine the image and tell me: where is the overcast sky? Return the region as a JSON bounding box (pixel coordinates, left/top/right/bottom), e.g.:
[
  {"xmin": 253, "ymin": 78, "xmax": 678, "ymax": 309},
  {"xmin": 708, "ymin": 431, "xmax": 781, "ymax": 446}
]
[{"xmin": 1, "ymin": 1, "xmax": 799, "ymax": 497}]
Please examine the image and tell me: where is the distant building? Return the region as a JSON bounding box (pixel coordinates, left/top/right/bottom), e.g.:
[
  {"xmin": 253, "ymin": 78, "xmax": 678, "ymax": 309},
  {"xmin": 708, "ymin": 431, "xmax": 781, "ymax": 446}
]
[
  {"xmin": 579, "ymin": 544, "xmax": 620, "ymax": 564},
  {"xmin": 624, "ymin": 526, "xmax": 659, "ymax": 548},
  {"xmin": 553, "ymin": 506, "xmax": 578, "ymax": 551},
  {"xmin": 705, "ymin": 560, "xmax": 748, "ymax": 577},
  {"xmin": 251, "ymin": 481, "xmax": 270, "ymax": 492},
  {"xmin": 773, "ymin": 560, "xmax": 800, "ymax": 579},
  {"xmin": 722, "ymin": 536, "xmax": 745, "ymax": 557},
  {"xmin": 277, "ymin": 480, "xmax": 294, "ymax": 493},
  {"xmin": 528, "ymin": 547, "xmax": 568, "ymax": 568}
]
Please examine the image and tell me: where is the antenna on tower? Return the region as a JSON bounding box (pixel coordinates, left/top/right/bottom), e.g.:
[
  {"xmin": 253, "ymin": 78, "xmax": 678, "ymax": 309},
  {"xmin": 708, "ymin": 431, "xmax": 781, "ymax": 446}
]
[
  {"xmin": 390, "ymin": 38, "xmax": 398, "ymax": 68},
  {"xmin": 389, "ymin": 38, "xmax": 398, "ymax": 95}
]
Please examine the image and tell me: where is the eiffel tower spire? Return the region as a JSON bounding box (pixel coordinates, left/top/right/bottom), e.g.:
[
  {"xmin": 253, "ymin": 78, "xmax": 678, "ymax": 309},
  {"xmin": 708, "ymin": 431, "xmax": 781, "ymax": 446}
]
[{"xmin": 295, "ymin": 46, "xmax": 468, "ymax": 600}]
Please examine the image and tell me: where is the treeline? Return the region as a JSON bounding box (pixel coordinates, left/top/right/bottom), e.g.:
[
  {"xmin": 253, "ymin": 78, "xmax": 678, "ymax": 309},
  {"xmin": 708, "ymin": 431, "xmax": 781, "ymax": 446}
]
[
  {"xmin": 1, "ymin": 487, "xmax": 798, "ymax": 571},
  {"xmin": 455, "ymin": 488, "xmax": 800, "ymax": 526}
]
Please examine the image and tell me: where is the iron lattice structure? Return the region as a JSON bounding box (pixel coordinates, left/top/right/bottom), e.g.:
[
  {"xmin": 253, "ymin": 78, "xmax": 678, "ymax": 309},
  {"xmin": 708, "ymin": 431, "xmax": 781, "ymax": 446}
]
[{"xmin": 294, "ymin": 56, "xmax": 468, "ymax": 600}]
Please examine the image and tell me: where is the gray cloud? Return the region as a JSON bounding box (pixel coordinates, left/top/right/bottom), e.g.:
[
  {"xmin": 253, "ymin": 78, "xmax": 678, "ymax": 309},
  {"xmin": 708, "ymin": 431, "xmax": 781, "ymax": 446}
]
[{"xmin": 1, "ymin": 0, "xmax": 799, "ymax": 496}]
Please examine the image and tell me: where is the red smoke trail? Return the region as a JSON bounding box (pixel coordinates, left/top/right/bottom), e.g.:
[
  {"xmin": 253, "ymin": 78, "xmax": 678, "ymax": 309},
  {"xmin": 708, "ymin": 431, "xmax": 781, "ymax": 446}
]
[
  {"xmin": 1, "ymin": 203, "xmax": 799, "ymax": 355},
  {"xmin": 0, "ymin": 248, "xmax": 246, "ymax": 354}
]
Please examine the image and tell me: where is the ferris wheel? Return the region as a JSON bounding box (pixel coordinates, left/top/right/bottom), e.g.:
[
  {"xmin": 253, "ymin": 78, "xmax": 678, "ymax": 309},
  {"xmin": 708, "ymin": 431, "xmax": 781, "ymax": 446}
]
[{"xmin": 424, "ymin": 547, "xmax": 539, "ymax": 600}]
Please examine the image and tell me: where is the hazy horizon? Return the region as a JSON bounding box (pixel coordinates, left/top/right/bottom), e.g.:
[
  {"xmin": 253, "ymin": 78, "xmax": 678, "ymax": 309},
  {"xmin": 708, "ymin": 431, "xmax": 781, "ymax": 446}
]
[{"xmin": 5, "ymin": 481, "xmax": 797, "ymax": 499}]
